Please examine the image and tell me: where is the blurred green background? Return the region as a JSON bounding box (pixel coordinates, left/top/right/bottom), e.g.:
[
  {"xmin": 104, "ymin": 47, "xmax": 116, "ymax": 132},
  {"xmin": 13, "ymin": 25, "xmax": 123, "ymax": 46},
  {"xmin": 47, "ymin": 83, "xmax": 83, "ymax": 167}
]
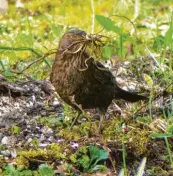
[{"xmin": 0, "ymin": 0, "xmax": 173, "ymax": 79}]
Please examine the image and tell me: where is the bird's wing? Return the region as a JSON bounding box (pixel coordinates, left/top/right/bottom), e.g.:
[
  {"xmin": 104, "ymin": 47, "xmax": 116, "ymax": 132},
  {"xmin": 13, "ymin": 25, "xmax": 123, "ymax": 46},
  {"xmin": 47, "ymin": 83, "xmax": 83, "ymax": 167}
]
[{"xmin": 92, "ymin": 60, "xmax": 115, "ymax": 85}]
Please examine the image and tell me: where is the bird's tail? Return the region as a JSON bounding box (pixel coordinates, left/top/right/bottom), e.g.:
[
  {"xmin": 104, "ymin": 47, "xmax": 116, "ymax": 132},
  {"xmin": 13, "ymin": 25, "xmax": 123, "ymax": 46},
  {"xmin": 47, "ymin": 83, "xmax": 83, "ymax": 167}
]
[{"xmin": 115, "ymin": 85, "xmax": 147, "ymax": 102}]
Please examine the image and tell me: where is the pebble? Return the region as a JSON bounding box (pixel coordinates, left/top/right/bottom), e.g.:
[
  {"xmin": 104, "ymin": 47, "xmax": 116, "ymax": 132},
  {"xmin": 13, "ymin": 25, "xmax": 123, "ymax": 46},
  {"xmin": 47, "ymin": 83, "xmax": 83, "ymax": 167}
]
[
  {"xmin": 52, "ymin": 98, "xmax": 60, "ymax": 106},
  {"xmin": 41, "ymin": 126, "xmax": 53, "ymax": 135},
  {"xmin": 1, "ymin": 136, "xmax": 10, "ymax": 145},
  {"xmin": 48, "ymin": 136, "xmax": 54, "ymax": 142},
  {"xmin": 39, "ymin": 143, "xmax": 49, "ymax": 147},
  {"xmin": 10, "ymin": 149, "xmax": 17, "ymax": 158},
  {"xmin": 40, "ymin": 134, "xmax": 45, "ymax": 141},
  {"xmin": 0, "ymin": 133, "xmax": 3, "ymax": 141},
  {"xmin": 70, "ymin": 142, "xmax": 79, "ymax": 149},
  {"xmin": 1, "ymin": 150, "xmax": 10, "ymax": 157}
]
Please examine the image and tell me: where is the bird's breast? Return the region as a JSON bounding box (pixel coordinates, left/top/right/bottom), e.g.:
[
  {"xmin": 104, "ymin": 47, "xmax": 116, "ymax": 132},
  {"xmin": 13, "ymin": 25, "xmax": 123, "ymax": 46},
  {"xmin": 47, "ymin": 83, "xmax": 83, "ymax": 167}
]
[{"xmin": 51, "ymin": 53, "xmax": 85, "ymax": 96}]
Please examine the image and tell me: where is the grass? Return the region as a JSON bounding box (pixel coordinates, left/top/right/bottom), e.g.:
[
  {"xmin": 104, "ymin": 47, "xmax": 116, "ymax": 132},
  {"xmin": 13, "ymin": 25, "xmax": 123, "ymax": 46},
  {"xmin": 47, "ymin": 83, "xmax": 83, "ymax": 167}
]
[{"xmin": 1, "ymin": 0, "xmax": 173, "ymax": 175}]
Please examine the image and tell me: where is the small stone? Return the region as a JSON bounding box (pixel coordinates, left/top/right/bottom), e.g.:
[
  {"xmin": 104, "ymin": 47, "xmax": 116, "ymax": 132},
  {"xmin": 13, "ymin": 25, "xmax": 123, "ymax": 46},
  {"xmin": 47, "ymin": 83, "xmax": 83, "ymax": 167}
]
[
  {"xmin": 40, "ymin": 134, "xmax": 45, "ymax": 141},
  {"xmin": 1, "ymin": 150, "xmax": 10, "ymax": 157},
  {"xmin": 4, "ymin": 157, "xmax": 9, "ymax": 161},
  {"xmin": 0, "ymin": 133, "xmax": 3, "ymax": 141},
  {"xmin": 27, "ymin": 125, "xmax": 31, "ymax": 129},
  {"xmin": 23, "ymin": 129, "xmax": 30, "ymax": 137},
  {"xmin": 39, "ymin": 143, "xmax": 49, "ymax": 147},
  {"xmin": 41, "ymin": 126, "xmax": 53, "ymax": 135},
  {"xmin": 36, "ymin": 126, "xmax": 40, "ymax": 130},
  {"xmin": 10, "ymin": 149, "xmax": 17, "ymax": 158},
  {"xmin": 40, "ymin": 110, "xmax": 47, "ymax": 116},
  {"xmin": 48, "ymin": 136, "xmax": 54, "ymax": 142},
  {"xmin": 1, "ymin": 136, "xmax": 16, "ymax": 146},
  {"xmin": 52, "ymin": 98, "xmax": 60, "ymax": 106},
  {"xmin": 64, "ymin": 116, "xmax": 70, "ymax": 121},
  {"xmin": 70, "ymin": 142, "xmax": 79, "ymax": 149},
  {"xmin": 27, "ymin": 138, "xmax": 32, "ymax": 143}
]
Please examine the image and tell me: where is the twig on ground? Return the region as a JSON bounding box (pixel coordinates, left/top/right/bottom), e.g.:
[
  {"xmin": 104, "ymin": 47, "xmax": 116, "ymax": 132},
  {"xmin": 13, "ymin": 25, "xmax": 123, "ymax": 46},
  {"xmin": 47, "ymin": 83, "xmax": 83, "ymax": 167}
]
[
  {"xmin": 0, "ymin": 50, "xmax": 56, "ymax": 79},
  {"xmin": 0, "ymin": 46, "xmax": 42, "ymax": 57},
  {"xmin": 21, "ymin": 51, "xmax": 56, "ymax": 73}
]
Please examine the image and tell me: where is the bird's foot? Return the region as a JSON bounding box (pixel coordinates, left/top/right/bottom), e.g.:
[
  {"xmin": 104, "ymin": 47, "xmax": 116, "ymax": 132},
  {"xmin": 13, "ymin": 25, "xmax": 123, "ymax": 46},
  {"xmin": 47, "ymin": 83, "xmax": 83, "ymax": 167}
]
[
  {"xmin": 69, "ymin": 111, "xmax": 91, "ymax": 130},
  {"xmin": 69, "ymin": 111, "xmax": 81, "ymax": 130}
]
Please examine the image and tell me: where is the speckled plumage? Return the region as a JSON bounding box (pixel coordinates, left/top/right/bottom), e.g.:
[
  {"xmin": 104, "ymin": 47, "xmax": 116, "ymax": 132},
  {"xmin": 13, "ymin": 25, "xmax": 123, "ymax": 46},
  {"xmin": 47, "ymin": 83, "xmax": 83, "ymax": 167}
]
[{"xmin": 50, "ymin": 29, "xmax": 146, "ymax": 131}]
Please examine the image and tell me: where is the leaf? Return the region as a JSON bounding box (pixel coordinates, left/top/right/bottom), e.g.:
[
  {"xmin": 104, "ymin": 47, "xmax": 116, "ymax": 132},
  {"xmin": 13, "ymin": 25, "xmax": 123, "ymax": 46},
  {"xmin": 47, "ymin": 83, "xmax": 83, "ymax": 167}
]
[
  {"xmin": 36, "ymin": 164, "xmax": 55, "ymax": 176},
  {"xmin": 20, "ymin": 170, "xmax": 33, "ymax": 176},
  {"xmin": 136, "ymin": 157, "xmax": 147, "ymax": 176},
  {"xmin": 90, "ymin": 165, "xmax": 107, "ymax": 172},
  {"xmin": 51, "ymin": 24, "xmax": 62, "ymax": 37},
  {"xmin": 95, "ymin": 15, "xmax": 121, "ymax": 34},
  {"xmin": 164, "ymin": 25, "xmax": 173, "ymax": 46},
  {"xmin": 103, "ymin": 45, "xmax": 113, "ymax": 58},
  {"xmin": 143, "ymin": 73, "xmax": 153, "ymax": 87},
  {"xmin": 153, "ymin": 35, "xmax": 165, "ymax": 50},
  {"xmin": 43, "ymin": 58, "xmax": 51, "ymax": 67},
  {"xmin": 78, "ymin": 155, "xmax": 90, "ymax": 171},
  {"xmin": 0, "ymin": 60, "xmax": 5, "ymax": 71},
  {"xmin": 88, "ymin": 145, "xmax": 108, "ymax": 168},
  {"xmin": 149, "ymin": 133, "xmax": 173, "ymax": 138},
  {"xmin": 3, "ymin": 165, "xmax": 18, "ymax": 176},
  {"xmin": 161, "ymin": 155, "xmax": 169, "ymax": 161},
  {"xmin": 11, "ymin": 125, "xmax": 21, "ymax": 135}
]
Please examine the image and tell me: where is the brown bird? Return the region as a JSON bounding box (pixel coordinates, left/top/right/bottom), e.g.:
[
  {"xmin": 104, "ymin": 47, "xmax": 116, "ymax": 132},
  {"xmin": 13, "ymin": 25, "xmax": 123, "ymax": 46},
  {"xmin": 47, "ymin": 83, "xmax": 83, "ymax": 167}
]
[{"xmin": 50, "ymin": 29, "xmax": 146, "ymax": 133}]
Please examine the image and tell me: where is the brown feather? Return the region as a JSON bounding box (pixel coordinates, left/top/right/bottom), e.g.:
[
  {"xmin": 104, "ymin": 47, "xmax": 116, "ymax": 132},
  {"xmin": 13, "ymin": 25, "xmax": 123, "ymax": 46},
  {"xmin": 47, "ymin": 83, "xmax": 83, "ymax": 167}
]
[{"xmin": 50, "ymin": 29, "xmax": 146, "ymax": 131}]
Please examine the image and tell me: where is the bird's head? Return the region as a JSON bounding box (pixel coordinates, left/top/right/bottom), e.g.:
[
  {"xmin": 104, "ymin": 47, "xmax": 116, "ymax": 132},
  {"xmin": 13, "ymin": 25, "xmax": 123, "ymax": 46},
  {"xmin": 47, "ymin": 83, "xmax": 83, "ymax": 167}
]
[
  {"xmin": 58, "ymin": 29, "xmax": 87, "ymax": 51},
  {"xmin": 58, "ymin": 28, "xmax": 106, "ymax": 59}
]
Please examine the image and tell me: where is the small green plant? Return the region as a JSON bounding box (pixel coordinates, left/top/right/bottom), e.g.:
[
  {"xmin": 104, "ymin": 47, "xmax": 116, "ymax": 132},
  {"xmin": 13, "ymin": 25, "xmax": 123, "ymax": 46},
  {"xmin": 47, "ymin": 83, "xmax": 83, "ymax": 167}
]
[
  {"xmin": 15, "ymin": 144, "xmax": 64, "ymax": 170},
  {"xmin": 3, "ymin": 164, "xmax": 55, "ymax": 176},
  {"xmin": 122, "ymin": 128, "xmax": 127, "ymax": 175},
  {"xmin": 70, "ymin": 145, "xmax": 108, "ymax": 173},
  {"xmin": 35, "ymin": 164, "xmax": 55, "ymax": 176},
  {"xmin": 95, "ymin": 14, "xmax": 136, "ymax": 59},
  {"xmin": 39, "ymin": 115, "xmax": 63, "ymax": 127},
  {"xmin": 11, "ymin": 125, "xmax": 21, "ymax": 135},
  {"xmin": 65, "ymin": 164, "xmax": 75, "ymax": 176},
  {"xmin": 3, "ymin": 165, "xmax": 33, "ymax": 176}
]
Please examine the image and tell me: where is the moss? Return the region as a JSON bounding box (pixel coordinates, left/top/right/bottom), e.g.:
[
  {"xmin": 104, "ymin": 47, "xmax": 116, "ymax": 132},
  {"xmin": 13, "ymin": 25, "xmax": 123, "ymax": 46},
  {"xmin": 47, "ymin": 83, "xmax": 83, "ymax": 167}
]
[
  {"xmin": 102, "ymin": 119, "xmax": 123, "ymax": 142},
  {"xmin": 147, "ymin": 166, "xmax": 172, "ymax": 176},
  {"xmin": 30, "ymin": 138, "xmax": 40, "ymax": 147},
  {"xmin": 57, "ymin": 128, "xmax": 81, "ymax": 140},
  {"xmin": 126, "ymin": 128, "xmax": 150, "ymax": 156},
  {"xmin": 69, "ymin": 146, "xmax": 90, "ymax": 171},
  {"xmin": 70, "ymin": 153, "xmax": 77, "ymax": 163},
  {"xmin": 16, "ymin": 143, "xmax": 64, "ymax": 169},
  {"xmin": 102, "ymin": 119, "xmax": 150, "ymax": 156},
  {"xmin": 0, "ymin": 144, "xmax": 5, "ymax": 151},
  {"xmin": 57, "ymin": 121, "xmax": 92, "ymax": 140},
  {"xmin": 10, "ymin": 125, "xmax": 21, "ymax": 135},
  {"xmin": 57, "ymin": 117, "xmax": 150, "ymax": 157},
  {"xmin": 0, "ymin": 155, "xmax": 5, "ymax": 169}
]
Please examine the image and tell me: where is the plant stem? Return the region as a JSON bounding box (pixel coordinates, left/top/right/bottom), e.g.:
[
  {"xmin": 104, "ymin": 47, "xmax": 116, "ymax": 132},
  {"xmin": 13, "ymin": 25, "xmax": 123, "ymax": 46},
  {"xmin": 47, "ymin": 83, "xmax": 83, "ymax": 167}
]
[
  {"xmin": 0, "ymin": 46, "xmax": 42, "ymax": 57},
  {"xmin": 122, "ymin": 133, "xmax": 127, "ymax": 175},
  {"xmin": 90, "ymin": 0, "xmax": 95, "ymax": 34},
  {"xmin": 164, "ymin": 137, "xmax": 173, "ymax": 168}
]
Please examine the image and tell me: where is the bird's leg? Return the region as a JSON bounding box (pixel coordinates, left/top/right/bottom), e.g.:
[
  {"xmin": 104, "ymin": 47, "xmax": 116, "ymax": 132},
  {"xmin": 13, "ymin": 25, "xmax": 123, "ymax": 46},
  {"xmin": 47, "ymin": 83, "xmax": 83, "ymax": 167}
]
[
  {"xmin": 69, "ymin": 95, "xmax": 84, "ymax": 130},
  {"xmin": 98, "ymin": 113, "xmax": 104, "ymax": 134},
  {"xmin": 98, "ymin": 108, "xmax": 106, "ymax": 134},
  {"xmin": 70, "ymin": 110, "xmax": 82, "ymax": 130}
]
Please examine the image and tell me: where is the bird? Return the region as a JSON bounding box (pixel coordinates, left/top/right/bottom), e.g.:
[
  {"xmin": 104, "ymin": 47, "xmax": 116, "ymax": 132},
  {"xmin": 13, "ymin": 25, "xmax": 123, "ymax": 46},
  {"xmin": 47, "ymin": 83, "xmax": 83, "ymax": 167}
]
[{"xmin": 50, "ymin": 29, "xmax": 146, "ymax": 133}]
